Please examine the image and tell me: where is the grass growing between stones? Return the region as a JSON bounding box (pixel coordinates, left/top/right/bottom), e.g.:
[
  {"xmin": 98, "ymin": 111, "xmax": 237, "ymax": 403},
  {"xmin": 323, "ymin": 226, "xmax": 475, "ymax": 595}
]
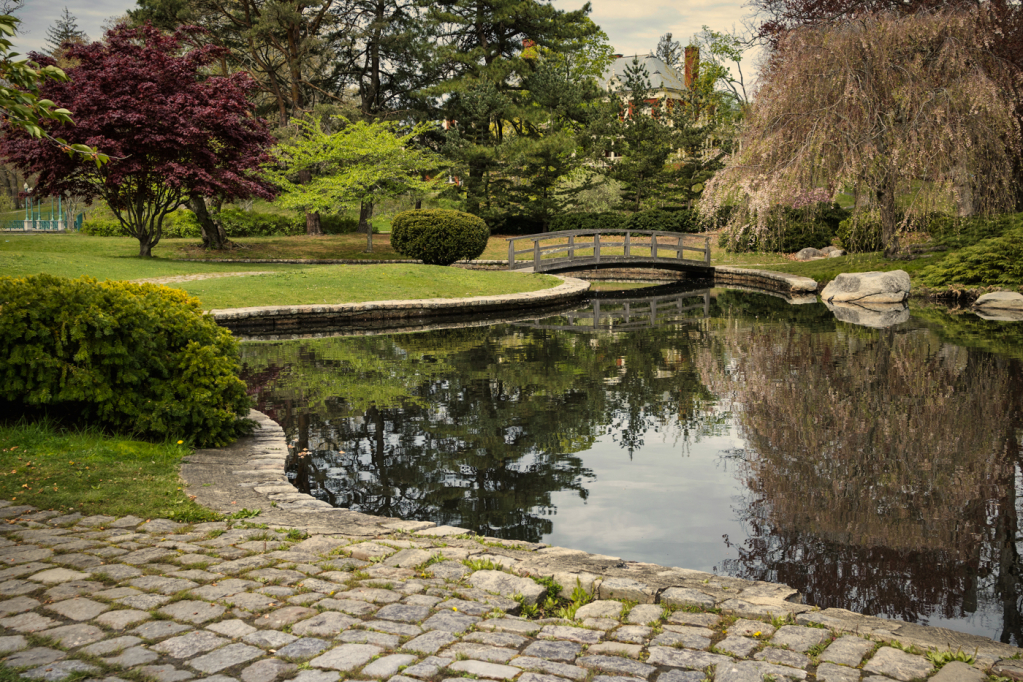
[{"xmin": 0, "ymin": 421, "xmax": 221, "ymax": 521}]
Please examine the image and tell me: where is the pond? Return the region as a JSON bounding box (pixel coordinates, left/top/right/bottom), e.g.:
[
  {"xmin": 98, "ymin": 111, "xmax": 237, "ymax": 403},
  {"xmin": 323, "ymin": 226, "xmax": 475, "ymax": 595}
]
[{"xmin": 239, "ymin": 284, "xmax": 1023, "ymax": 645}]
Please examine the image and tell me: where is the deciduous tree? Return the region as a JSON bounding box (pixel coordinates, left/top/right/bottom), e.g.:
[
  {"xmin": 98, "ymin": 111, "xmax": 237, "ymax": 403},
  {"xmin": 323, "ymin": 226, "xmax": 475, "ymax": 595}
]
[
  {"xmin": 265, "ymin": 115, "xmax": 439, "ymax": 252},
  {"xmin": 0, "ymin": 23, "xmax": 276, "ymax": 256},
  {"xmin": 702, "ymin": 10, "xmax": 1021, "ymax": 256}
]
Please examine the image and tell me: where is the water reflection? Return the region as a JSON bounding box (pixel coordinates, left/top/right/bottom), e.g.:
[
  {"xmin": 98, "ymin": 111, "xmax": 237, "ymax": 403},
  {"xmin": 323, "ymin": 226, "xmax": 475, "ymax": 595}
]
[{"xmin": 240, "ymin": 288, "xmax": 1023, "ymax": 643}]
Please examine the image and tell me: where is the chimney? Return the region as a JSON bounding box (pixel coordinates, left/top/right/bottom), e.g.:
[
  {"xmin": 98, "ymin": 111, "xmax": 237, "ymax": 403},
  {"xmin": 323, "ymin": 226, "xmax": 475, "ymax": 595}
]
[{"xmin": 684, "ymin": 46, "xmax": 699, "ymax": 89}]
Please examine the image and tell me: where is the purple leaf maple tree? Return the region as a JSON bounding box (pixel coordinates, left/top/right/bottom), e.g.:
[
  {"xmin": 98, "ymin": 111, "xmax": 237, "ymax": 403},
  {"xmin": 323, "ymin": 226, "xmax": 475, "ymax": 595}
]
[{"xmin": 0, "ymin": 23, "xmax": 276, "ymax": 257}]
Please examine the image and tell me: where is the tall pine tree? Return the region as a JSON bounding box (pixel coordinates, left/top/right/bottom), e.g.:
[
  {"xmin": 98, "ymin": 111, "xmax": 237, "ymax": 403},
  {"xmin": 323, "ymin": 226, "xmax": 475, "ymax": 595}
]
[{"xmin": 45, "ymin": 8, "xmax": 87, "ymax": 56}]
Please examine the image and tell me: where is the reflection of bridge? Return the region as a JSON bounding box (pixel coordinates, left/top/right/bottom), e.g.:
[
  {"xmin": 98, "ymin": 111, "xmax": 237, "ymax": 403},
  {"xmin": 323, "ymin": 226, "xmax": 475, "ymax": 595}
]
[
  {"xmin": 524, "ymin": 288, "xmax": 711, "ymax": 332},
  {"xmin": 507, "ymin": 229, "xmax": 712, "ymax": 274}
]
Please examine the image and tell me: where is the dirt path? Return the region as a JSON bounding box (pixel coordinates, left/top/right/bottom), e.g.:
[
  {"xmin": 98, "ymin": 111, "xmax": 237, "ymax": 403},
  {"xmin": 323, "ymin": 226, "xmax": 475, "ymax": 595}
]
[{"xmin": 132, "ymin": 271, "xmax": 275, "ymax": 285}]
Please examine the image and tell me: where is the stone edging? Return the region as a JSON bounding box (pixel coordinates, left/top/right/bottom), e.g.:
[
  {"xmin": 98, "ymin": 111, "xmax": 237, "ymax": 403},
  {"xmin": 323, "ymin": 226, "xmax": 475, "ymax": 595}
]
[
  {"xmin": 713, "ymin": 267, "xmax": 819, "ymax": 295},
  {"xmin": 176, "ymin": 258, "xmax": 509, "ymax": 265},
  {"xmin": 178, "ymin": 410, "xmax": 1022, "ymax": 666},
  {"xmin": 210, "ymin": 276, "xmax": 590, "ymax": 334}
]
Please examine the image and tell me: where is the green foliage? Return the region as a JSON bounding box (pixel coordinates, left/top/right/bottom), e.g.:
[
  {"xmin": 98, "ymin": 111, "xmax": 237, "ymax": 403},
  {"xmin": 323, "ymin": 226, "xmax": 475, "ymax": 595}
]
[
  {"xmin": 463, "ymin": 557, "xmax": 505, "ymax": 571},
  {"xmin": 487, "ymin": 213, "xmax": 546, "ymax": 236},
  {"xmin": 917, "ymin": 223, "xmax": 1023, "ymax": 287},
  {"xmin": 624, "ymin": 208, "xmax": 702, "ymax": 233},
  {"xmin": 0, "ymin": 275, "xmax": 253, "ymax": 446},
  {"xmin": 80, "ymin": 218, "xmax": 127, "ymax": 237},
  {"xmin": 0, "ymin": 15, "xmax": 105, "ymax": 164},
  {"xmin": 226, "ymin": 508, "xmax": 262, "ymax": 519},
  {"xmin": 836, "ymin": 213, "xmax": 884, "ymax": 253},
  {"xmin": 267, "ymin": 115, "xmax": 439, "ymax": 215},
  {"xmin": 926, "ymin": 648, "xmax": 976, "ymax": 668},
  {"xmin": 549, "ymin": 212, "xmax": 627, "ymax": 232},
  {"xmin": 390, "ymin": 209, "xmax": 489, "ymax": 265},
  {"xmin": 83, "ymin": 208, "xmax": 350, "ymax": 238},
  {"xmin": 928, "ymin": 212, "xmax": 1022, "ymax": 250},
  {"xmin": 720, "ymin": 202, "xmax": 850, "ymax": 253},
  {"xmin": 320, "ymin": 214, "xmax": 360, "ymax": 234}
]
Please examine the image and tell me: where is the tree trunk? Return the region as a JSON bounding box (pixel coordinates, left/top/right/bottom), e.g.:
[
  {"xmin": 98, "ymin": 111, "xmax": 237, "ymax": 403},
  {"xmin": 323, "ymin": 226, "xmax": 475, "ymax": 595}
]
[
  {"xmin": 306, "ymin": 211, "xmax": 322, "ymax": 235},
  {"xmin": 876, "ymin": 175, "xmax": 900, "ymax": 258},
  {"xmin": 189, "ymin": 193, "xmax": 228, "ymax": 250},
  {"xmin": 297, "ymin": 169, "xmax": 322, "ymax": 235},
  {"xmin": 415, "ymin": 197, "xmax": 422, "ymax": 209},
  {"xmin": 138, "ymin": 232, "xmax": 156, "ymax": 258},
  {"xmin": 359, "ymin": 200, "xmax": 374, "ymax": 253}
]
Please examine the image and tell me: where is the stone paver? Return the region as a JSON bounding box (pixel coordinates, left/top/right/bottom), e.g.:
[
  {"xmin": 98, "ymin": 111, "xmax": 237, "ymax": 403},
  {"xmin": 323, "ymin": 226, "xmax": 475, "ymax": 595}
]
[
  {"xmin": 770, "ymin": 625, "xmax": 831, "ymax": 653},
  {"xmin": 0, "ymin": 502, "xmax": 1019, "ymax": 682},
  {"xmin": 189, "ymin": 643, "xmax": 265, "ymax": 673},
  {"xmin": 863, "ymin": 647, "xmax": 934, "ymax": 682},
  {"xmin": 822, "ymin": 635, "xmax": 876, "ymax": 667}
]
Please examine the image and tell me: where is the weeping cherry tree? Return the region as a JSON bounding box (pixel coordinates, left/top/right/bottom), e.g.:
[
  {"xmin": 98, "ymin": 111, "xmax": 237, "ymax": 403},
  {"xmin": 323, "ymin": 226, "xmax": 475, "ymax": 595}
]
[{"xmin": 703, "ymin": 9, "xmax": 1021, "ymax": 256}]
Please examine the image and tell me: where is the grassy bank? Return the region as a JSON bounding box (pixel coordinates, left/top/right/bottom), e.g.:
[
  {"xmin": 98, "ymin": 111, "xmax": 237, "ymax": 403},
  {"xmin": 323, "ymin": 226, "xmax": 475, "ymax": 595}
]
[
  {"xmin": 181, "ymin": 265, "xmax": 561, "ymax": 309},
  {"xmin": 0, "ymin": 234, "xmax": 563, "ymax": 308},
  {"xmin": 0, "ymin": 421, "xmax": 220, "ymax": 521}
]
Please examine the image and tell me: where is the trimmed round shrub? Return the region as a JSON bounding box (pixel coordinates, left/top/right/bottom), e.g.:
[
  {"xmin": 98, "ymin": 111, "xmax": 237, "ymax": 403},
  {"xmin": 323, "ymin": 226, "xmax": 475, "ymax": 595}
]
[
  {"xmin": 0, "ymin": 275, "xmax": 253, "ymax": 446},
  {"xmin": 390, "ymin": 209, "xmax": 490, "ymax": 265}
]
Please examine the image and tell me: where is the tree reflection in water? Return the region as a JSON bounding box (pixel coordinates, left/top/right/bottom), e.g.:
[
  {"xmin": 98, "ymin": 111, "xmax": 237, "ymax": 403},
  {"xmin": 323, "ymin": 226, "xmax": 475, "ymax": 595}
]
[
  {"xmin": 241, "ymin": 313, "xmax": 715, "ymax": 542},
  {"xmin": 238, "ymin": 290, "xmax": 1023, "ymax": 643},
  {"xmin": 697, "ymin": 311, "xmax": 1023, "ymax": 643}
]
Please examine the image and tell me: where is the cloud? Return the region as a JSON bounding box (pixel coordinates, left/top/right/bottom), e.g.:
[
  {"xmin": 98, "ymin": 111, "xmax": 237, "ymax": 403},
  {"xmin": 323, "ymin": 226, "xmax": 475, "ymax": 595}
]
[
  {"xmin": 13, "ymin": 0, "xmax": 130, "ymax": 54},
  {"xmin": 555, "ymin": 0, "xmax": 752, "ymax": 55}
]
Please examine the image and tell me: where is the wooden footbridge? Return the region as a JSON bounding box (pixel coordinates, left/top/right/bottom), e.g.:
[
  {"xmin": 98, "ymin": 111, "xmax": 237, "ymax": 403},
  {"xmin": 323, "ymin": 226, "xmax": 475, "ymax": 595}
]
[
  {"xmin": 522, "ymin": 287, "xmax": 711, "ymax": 332},
  {"xmin": 507, "ymin": 229, "xmax": 712, "ymax": 274}
]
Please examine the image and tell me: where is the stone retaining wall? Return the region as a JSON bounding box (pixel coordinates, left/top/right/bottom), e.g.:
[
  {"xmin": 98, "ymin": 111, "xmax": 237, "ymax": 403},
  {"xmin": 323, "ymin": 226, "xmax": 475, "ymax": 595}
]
[
  {"xmin": 211, "ymin": 276, "xmax": 590, "ymax": 335},
  {"xmin": 713, "ymin": 267, "xmax": 819, "ymax": 296}
]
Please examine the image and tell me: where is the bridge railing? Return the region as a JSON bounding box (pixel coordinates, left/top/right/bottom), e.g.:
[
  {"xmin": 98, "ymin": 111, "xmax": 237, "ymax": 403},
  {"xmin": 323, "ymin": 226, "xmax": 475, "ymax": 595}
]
[{"xmin": 507, "ymin": 229, "xmax": 711, "ymax": 272}]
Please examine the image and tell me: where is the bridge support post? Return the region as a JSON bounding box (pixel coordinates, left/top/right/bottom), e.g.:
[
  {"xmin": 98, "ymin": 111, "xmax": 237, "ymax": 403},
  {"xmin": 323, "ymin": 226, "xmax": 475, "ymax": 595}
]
[
  {"xmin": 569, "ymin": 235, "xmax": 575, "ymax": 259},
  {"xmin": 652, "ymin": 234, "xmax": 658, "ymax": 259},
  {"xmin": 508, "ymin": 240, "xmax": 514, "ymax": 268},
  {"xmin": 705, "ymin": 236, "xmax": 710, "ymax": 264},
  {"xmin": 625, "ymin": 232, "xmax": 631, "ymax": 257},
  {"xmin": 534, "ymin": 240, "xmax": 541, "ymax": 270}
]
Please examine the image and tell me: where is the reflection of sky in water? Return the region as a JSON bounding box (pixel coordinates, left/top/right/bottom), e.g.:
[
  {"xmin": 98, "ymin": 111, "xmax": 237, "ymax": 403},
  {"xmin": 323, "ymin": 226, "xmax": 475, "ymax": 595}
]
[{"xmin": 546, "ymin": 428, "xmax": 747, "ymax": 573}]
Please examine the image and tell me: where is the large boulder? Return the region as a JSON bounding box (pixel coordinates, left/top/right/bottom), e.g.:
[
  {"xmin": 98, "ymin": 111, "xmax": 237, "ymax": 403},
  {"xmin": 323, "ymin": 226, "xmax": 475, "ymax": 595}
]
[
  {"xmin": 821, "ymin": 270, "xmax": 910, "ymax": 304},
  {"xmin": 821, "ymin": 246, "xmax": 847, "ymax": 258},
  {"xmin": 825, "ymin": 301, "xmax": 910, "ymax": 329},
  {"xmin": 794, "ymin": 247, "xmax": 826, "ymax": 261},
  {"xmin": 973, "ymin": 291, "xmax": 1023, "ymax": 310}
]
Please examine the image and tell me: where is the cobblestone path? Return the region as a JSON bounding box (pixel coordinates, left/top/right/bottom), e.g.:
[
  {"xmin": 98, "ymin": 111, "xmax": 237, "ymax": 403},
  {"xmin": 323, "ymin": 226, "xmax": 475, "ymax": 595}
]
[
  {"xmin": 132, "ymin": 272, "xmax": 275, "ymax": 285},
  {"xmin": 0, "ymin": 500, "xmax": 1019, "ymax": 682}
]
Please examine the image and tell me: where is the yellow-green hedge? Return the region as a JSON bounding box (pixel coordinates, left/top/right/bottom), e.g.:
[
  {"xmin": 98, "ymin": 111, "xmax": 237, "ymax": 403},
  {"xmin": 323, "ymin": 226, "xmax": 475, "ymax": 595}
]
[{"xmin": 0, "ymin": 275, "xmax": 252, "ymax": 446}]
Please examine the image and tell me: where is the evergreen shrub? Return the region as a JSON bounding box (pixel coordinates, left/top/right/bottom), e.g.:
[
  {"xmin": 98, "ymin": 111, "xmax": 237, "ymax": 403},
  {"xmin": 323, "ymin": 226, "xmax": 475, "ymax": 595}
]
[
  {"xmin": 390, "ymin": 209, "xmax": 490, "ymax": 265},
  {"xmin": 0, "ymin": 275, "xmax": 253, "ymax": 446},
  {"xmin": 549, "ymin": 212, "xmax": 626, "ymax": 232},
  {"xmin": 918, "ymin": 220, "xmax": 1023, "ymax": 287},
  {"xmin": 720, "ymin": 202, "xmax": 851, "ymax": 253}
]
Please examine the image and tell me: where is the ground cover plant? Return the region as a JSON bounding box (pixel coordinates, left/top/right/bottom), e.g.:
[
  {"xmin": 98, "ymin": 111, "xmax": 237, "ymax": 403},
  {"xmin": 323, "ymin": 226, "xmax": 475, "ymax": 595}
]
[{"xmin": 0, "ymin": 421, "xmax": 220, "ymax": 521}]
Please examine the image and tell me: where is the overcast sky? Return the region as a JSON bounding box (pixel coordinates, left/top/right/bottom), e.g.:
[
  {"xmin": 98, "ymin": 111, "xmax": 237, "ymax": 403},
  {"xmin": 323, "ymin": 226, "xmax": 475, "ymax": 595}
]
[{"xmin": 13, "ymin": 0, "xmax": 757, "ymax": 72}]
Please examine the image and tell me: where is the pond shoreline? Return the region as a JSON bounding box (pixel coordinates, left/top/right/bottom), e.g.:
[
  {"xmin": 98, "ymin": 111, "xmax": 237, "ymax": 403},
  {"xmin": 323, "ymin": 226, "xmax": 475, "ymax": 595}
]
[
  {"xmin": 210, "ymin": 268, "xmax": 821, "ymax": 336},
  {"xmin": 176, "ymin": 409, "xmax": 1023, "ymax": 667}
]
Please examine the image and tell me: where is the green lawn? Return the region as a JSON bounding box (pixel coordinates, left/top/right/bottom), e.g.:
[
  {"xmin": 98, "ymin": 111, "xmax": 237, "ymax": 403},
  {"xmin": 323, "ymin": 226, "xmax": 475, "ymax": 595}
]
[
  {"xmin": 181, "ymin": 265, "xmax": 560, "ymax": 309},
  {"xmin": 0, "ymin": 421, "xmax": 220, "ymax": 521},
  {"xmin": 0, "ymin": 234, "xmax": 563, "ymax": 308}
]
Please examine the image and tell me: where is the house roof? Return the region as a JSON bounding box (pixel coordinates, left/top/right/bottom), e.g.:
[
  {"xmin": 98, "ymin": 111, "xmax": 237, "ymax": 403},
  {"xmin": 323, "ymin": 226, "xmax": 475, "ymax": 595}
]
[{"xmin": 599, "ymin": 54, "xmax": 687, "ymax": 94}]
